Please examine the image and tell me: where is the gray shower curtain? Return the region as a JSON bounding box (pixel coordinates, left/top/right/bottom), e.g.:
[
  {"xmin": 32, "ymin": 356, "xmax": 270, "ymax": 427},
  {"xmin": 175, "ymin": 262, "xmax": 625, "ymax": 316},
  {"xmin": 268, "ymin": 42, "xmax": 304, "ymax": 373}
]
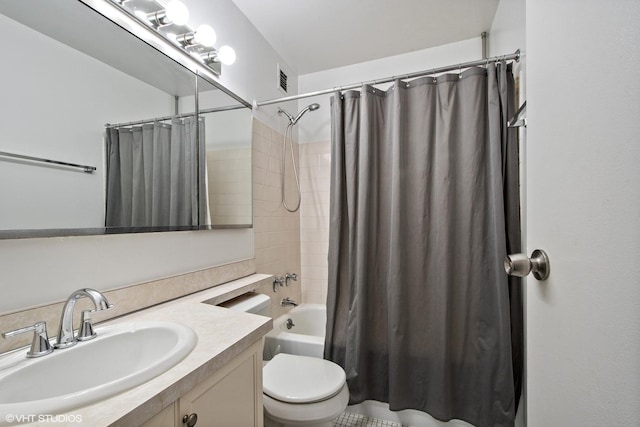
[
  {"xmin": 105, "ymin": 117, "xmax": 205, "ymax": 230},
  {"xmin": 325, "ymin": 63, "xmax": 521, "ymax": 427}
]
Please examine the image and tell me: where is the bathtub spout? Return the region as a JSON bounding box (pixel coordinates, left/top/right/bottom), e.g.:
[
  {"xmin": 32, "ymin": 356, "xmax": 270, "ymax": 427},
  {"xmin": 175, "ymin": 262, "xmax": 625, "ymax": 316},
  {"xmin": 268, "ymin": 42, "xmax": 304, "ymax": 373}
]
[{"xmin": 281, "ymin": 297, "xmax": 298, "ymax": 307}]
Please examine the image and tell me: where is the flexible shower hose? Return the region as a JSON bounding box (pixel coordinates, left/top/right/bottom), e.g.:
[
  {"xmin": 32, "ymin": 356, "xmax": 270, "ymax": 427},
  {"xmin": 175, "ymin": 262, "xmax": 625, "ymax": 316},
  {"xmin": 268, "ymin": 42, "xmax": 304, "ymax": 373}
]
[{"xmin": 281, "ymin": 123, "xmax": 302, "ymax": 212}]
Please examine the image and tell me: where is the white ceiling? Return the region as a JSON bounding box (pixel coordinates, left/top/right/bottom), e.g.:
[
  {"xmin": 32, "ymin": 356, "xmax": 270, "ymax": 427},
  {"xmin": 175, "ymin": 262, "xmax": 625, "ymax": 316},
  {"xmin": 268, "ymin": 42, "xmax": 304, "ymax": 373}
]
[{"xmin": 231, "ymin": 0, "xmax": 500, "ymax": 75}]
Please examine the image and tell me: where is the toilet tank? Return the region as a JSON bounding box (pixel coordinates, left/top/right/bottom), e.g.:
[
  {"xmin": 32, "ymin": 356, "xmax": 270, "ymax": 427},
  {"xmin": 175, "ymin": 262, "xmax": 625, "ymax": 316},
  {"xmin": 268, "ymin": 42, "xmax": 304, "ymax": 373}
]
[{"xmin": 219, "ymin": 292, "xmax": 271, "ymax": 317}]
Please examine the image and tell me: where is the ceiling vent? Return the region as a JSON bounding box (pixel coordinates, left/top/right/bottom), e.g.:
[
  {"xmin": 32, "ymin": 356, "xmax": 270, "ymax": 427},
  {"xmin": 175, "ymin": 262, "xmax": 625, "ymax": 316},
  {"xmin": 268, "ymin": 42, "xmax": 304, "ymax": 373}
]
[{"xmin": 277, "ymin": 63, "xmax": 289, "ymax": 94}]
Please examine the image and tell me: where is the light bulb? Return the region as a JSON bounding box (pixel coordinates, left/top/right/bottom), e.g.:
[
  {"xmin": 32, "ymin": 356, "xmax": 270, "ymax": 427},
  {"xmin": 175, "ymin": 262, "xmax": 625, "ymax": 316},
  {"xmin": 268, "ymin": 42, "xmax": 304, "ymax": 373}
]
[
  {"xmin": 217, "ymin": 45, "xmax": 236, "ymax": 65},
  {"xmin": 165, "ymin": 0, "xmax": 189, "ymax": 26},
  {"xmin": 194, "ymin": 24, "xmax": 216, "ymax": 47}
]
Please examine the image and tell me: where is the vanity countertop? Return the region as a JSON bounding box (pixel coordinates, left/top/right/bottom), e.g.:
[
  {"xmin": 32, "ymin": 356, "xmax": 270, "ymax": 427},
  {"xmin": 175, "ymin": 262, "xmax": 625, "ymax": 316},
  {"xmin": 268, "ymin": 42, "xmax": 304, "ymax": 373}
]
[{"xmin": 23, "ymin": 274, "xmax": 273, "ymax": 426}]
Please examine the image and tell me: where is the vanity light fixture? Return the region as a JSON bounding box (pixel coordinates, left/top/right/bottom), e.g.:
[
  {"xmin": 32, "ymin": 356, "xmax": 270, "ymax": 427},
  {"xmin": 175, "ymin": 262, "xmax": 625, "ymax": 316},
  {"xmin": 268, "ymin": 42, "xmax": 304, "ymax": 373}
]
[
  {"xmin": 111, "ymin": 0, "xmax": 235, "ymax": 74},
  {"xmin": 193, "ymin": 24, "xmax": 217, "ymax": 47},
  {"xmin": 175, "ymin": 24, "xmax": 216, "ymax": 48},
  {"xmin": 146, "ymin": 0, "xmax": 189, "ymax": 27},
  {"xmin": 216, "ymin": 45, "xmax": 236, "ymax": 65},
  {"xmin": 201, "ymin": 45, "xmax": 236, "ymax": 66}
]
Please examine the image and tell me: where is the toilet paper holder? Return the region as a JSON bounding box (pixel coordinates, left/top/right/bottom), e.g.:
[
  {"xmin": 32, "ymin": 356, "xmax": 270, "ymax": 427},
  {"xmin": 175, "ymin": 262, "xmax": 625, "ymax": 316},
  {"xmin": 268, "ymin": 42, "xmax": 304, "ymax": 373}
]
[{"xmin": 504, "ymin": 249, "xmax": 550, "ymax": 281}]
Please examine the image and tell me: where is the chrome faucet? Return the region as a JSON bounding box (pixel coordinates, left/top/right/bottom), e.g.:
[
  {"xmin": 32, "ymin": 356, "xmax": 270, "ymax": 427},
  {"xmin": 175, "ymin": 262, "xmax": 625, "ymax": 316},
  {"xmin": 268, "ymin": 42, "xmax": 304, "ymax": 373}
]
[
  {"xmin": 281, "ymin": 297, "xmax": 298, "ymax": 307},
  {"xmin": 284, "ymin": 272, "xmax": 298, "ymax": 286},
  {"xmin": 273, "ymin": 276, "xmax": 285, "ymax": 292},
  {"xmin": 285, "ymin": 318, "xmax": 295, "ymax": 329},
  {"xmin": 56, "ymin": 288, "xmax": 112, "ymax": 349}
]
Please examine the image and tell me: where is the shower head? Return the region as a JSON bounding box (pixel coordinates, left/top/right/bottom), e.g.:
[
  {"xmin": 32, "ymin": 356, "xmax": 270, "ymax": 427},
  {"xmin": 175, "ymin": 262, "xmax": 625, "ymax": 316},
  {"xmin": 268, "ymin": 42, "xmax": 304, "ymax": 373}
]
[
  {"xmin": 292, "ymin": 103, "xmax": 320, "ymax": 125},
  {"xmin": 279, "ymin": 103, "xmax": 321, "ymax": 125}
]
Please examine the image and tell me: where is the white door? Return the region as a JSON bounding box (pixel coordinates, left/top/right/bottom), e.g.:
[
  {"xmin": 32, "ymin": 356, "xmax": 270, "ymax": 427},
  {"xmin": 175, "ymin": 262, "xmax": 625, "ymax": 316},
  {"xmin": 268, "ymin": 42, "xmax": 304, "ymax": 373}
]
[{"xmin": 526, "ymin": 0, "xmax": 640, "ymax": 425}]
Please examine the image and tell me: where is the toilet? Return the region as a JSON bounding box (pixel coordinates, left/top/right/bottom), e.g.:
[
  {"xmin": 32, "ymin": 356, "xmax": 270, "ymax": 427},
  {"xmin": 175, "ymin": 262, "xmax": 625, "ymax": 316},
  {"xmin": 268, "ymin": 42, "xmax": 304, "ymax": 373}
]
[{"xmin": 220, "ymin": 293, "xmax": 349, "ymax": 427}]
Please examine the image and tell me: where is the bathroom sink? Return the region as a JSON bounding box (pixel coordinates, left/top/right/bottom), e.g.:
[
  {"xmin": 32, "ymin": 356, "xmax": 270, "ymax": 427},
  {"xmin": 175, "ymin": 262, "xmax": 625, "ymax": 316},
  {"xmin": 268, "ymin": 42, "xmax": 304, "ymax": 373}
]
[{"xmin": 0, "ymin": 321, "xmax": 197, "ymax": 418}]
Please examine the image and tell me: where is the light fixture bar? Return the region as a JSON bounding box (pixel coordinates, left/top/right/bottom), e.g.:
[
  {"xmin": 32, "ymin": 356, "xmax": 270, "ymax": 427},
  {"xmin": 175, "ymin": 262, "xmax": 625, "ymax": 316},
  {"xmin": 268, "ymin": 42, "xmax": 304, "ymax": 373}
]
[
  {"xmin": 146, "ymin": 9, "xmax": 170, "ymax": 26},
  {"xmin": 106, "ymin": 0, "xmax": 234, "ymax": 77},
  {"xmin": 175, "ymin": 32, "xmax": 196, "ymax": 46},
  {"xmin": 200, "ymin": 50, "xmax": 218, "ymax": 65}
]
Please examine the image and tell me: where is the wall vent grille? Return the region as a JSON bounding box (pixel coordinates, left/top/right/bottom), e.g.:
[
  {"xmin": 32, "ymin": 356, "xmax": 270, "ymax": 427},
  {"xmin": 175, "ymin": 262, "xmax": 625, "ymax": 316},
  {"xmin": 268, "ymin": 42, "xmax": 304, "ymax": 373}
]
[{"xmin": 277, "ymin": 65, "xmax": 288, "ymax": 94}]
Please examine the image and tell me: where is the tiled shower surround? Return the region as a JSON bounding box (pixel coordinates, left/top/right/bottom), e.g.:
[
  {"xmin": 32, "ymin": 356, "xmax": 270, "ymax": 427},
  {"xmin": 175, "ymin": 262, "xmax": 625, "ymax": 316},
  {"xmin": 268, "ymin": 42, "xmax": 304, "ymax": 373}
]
[
  {"xmin": 206, "ymin": 148, "xmax": 252, "ymax": 225},
  {"xmin": 299, "ymin": 141, "xmax": 332, "ymax": 305},
  {"xmin": 252, "ymin": 119, "xmax": 333, "ymax": 308},
  {"xmin": 251, "ymin": 118, "xmax": 302, "ymax": 319}
]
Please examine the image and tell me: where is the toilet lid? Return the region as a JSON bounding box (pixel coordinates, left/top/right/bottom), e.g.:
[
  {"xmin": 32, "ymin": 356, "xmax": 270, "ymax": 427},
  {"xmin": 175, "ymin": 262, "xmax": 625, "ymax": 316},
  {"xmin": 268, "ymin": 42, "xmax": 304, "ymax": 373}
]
[{"xmin": 263, "ymin": 353, "xmax": 346, "ymax": 404}]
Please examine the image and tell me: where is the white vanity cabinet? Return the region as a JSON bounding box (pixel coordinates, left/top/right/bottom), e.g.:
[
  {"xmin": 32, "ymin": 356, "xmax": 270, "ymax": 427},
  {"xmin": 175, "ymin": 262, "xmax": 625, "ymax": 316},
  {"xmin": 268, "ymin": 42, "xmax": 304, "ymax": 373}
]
[
  {"xmin": 142, "ymin": 404, "xmax": 176, "ymax": 427},
  {"xmin": 141, "ymin": 340, "xmax": 264, "ymax": 427}
]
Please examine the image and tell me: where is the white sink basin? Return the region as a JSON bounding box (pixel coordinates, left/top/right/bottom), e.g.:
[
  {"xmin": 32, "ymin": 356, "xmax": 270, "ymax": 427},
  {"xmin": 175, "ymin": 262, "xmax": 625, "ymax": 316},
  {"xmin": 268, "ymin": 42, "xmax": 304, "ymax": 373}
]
[{"xmin": 0, "ymin": 321, "xmax": 197, "ymax": 418}]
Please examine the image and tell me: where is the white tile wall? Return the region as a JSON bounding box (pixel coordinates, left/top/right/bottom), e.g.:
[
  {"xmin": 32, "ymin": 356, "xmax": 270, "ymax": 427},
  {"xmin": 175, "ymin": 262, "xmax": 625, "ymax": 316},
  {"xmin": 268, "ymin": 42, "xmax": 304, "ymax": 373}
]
[
  {"xmin": 299, "ymin": 141, "xmax": 332, "ymax": 304},
  {"xmin": 253, "ymin": 124, "xmax": 332, "ymax": 308},
  {"xmin": 252, "ymin": 118, "xmax": 302, "ymax": 318},
  {"xmin": 206, "ymin": 148, "xmax": 252, "ymax": 225}
]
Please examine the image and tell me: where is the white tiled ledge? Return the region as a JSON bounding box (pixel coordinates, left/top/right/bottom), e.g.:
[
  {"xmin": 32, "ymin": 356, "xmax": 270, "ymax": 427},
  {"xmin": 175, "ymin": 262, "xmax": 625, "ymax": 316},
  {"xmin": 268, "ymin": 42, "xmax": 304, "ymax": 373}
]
[
  {"xmin": 9, "ymin": 274, "xmax": 273, "ymax": 427},
  {"xmin": 195, "ymin": 273, "xmax": 274, "ymax": 307}
]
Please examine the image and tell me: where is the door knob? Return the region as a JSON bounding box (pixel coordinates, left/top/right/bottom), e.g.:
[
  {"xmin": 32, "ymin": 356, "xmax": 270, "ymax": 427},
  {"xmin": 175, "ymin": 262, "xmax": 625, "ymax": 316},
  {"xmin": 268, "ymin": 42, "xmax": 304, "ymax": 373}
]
[{"xmin": 504, "ymin": 249, "xmax": 550, "ymax": 280}]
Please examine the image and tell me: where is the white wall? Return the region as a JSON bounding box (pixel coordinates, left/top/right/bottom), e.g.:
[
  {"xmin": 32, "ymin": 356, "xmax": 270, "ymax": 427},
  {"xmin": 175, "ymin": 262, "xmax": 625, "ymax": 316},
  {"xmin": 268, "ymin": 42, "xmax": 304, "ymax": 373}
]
[
  {"xmin": 488, "ymin": 0, "xmax": 525, "ymax": 75},
  {"xmin": 488, "ymin": 0, "xmax": 526, "ymax": 102},
  {"xmin": 527, "ymin": 0, "xmax": 640, "ymax": 425},
  {"xmin": 0, "ymin": 0, "xmax": 291, "ymax": 314}
]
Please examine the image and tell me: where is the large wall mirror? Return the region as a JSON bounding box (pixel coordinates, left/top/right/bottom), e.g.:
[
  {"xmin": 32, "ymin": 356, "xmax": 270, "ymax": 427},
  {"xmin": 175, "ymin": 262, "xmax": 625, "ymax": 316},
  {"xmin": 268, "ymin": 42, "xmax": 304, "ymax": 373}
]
[{"xmin": 0, "ymin": 0, "xmax": 252, "ymax": 238}]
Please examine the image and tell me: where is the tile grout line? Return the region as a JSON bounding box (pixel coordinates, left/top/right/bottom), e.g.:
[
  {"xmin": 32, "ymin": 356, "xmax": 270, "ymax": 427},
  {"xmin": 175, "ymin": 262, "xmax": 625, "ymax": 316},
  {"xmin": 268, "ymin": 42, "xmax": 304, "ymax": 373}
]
[{"xmin": 332, "ymin": 411, "xmax": 408, "ymax": 427}]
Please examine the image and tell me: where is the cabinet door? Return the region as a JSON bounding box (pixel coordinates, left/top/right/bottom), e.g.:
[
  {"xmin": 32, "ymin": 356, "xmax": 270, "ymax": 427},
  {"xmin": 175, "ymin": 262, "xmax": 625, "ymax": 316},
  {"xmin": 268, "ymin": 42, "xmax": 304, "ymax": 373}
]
[
  {"xmin": 140, "ymin": 402, "xmax": 176, "ymax": 427},
  {"xmin": 178, "ymin": 340, "xmax": 263, "ymax": 427}
]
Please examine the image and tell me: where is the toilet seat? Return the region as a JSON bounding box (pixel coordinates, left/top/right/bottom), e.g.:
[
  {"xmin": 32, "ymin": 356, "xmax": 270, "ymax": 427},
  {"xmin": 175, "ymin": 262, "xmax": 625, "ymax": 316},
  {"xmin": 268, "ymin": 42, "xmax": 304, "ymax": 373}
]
[
  {"xmin": 263, "ymin": 353, "xmax": 346, "ymax": 403},
  {"xmin": 263, "ymin": 383, "xmax": 350, "ymax": 426}
]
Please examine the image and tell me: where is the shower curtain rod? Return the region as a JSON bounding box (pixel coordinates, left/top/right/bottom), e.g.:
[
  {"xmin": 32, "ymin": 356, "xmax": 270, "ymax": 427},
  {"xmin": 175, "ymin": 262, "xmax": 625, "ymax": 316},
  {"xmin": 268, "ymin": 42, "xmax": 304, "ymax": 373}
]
[
  {"xmin": 254, "ymin": 49, "xmax": 520, "ymax": 108},
  {"xmin": 105, "ymin": 103, "xmax": 247, "ymax": 129}
]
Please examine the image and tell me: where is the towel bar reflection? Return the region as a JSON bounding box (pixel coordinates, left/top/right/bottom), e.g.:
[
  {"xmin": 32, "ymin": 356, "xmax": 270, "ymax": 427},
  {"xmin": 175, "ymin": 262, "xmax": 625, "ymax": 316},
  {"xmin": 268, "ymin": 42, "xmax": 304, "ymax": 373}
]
[{"xmin": 0, "ymin": 151, "xmax": 96, "ymax": 173}]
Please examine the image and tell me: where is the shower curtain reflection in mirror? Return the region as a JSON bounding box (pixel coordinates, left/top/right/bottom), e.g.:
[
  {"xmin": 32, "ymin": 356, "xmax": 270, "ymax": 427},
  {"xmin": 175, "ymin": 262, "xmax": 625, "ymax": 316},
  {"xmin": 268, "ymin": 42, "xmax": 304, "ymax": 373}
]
[{"xmin": 105, "ymin": 117, "xmax": 206, "ymax": 229}]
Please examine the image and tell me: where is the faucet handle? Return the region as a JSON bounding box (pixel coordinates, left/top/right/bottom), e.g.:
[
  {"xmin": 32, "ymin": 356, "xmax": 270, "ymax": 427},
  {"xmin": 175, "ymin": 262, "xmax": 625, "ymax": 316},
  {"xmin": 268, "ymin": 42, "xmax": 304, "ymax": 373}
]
[
  {"xmin": 285, "ymin": 273, "xmax": 298, "ymax": 286},
  {"xmin": 2, "ymin": 321, "xmax": 53, "ymax": 358},
  {"xmin": 77, "ymin": 310, "xmax": 97, "ymax": 341},
  {"xmin": 273, "ymin": 276, "xmax": 285, "ymax": 292}
]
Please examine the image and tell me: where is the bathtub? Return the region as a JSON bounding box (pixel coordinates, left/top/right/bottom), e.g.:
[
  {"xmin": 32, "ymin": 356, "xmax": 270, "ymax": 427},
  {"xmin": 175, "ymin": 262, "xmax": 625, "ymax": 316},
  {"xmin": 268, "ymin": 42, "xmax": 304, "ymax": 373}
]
[{"xmin": 263, "ymin": 304, "xmax": 326, "ymax": 360}]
